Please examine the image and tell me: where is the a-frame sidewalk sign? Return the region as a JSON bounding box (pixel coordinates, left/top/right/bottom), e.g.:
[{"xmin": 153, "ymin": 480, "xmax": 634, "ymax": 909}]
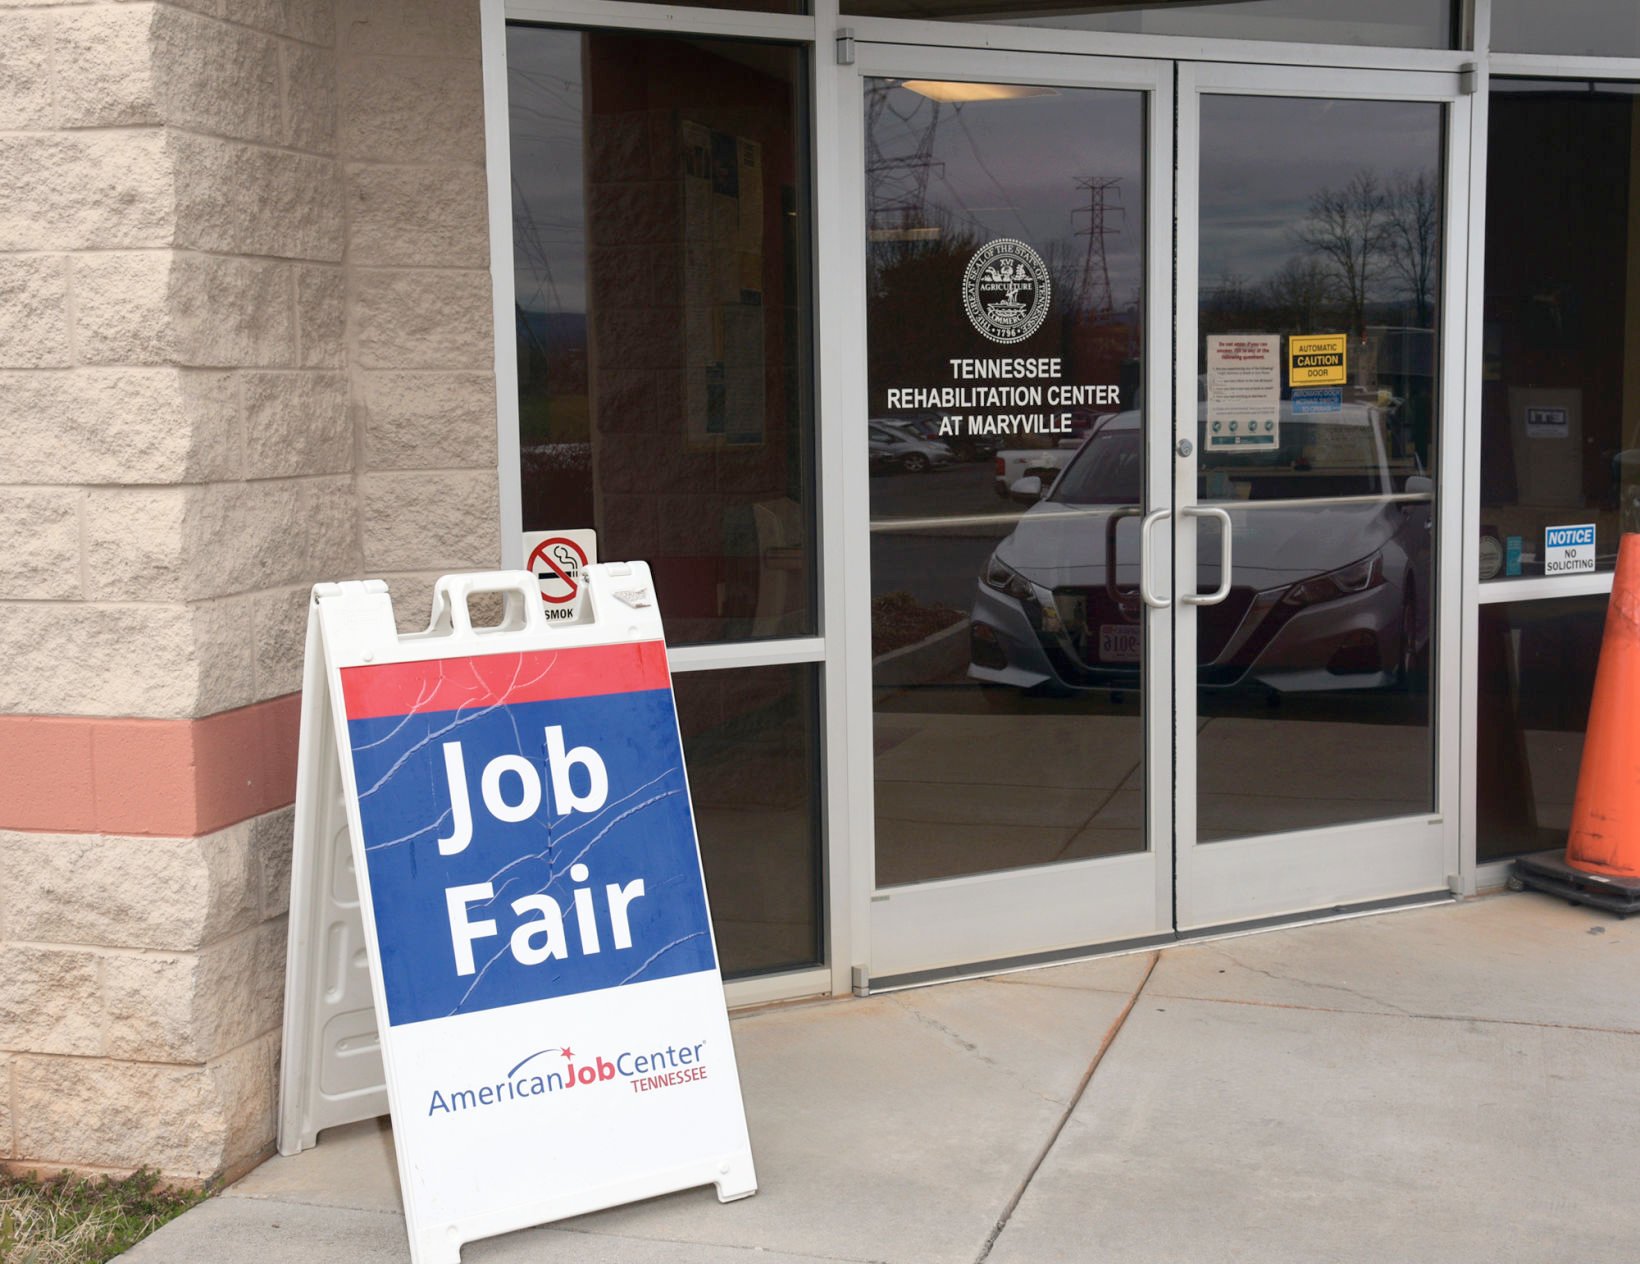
[{"xmin": 277, "ymin": 566, "xmax": 757, "ymax": 1263}]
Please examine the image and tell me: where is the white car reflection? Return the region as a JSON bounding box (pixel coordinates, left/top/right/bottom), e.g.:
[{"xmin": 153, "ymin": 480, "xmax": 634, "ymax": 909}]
[{"xmin": 969, "ymin": 407, "xmax": 1433, "ymax": 694}]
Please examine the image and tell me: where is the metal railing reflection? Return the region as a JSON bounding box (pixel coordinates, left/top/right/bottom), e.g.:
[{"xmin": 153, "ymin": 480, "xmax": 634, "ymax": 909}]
[{"xmin": 866, "ymin": 490, "xmax": 1433, "ymax": 533}]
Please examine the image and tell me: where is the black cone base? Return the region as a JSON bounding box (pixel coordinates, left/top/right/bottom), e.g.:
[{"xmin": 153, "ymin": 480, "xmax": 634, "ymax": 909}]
[{"xmin": 1511, "ymin": 849, "xmax": 1640, "ymax": 917}]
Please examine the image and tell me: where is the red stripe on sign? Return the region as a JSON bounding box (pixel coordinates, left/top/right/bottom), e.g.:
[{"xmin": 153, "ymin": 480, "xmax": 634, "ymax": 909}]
[{"xmin": 339, "ymin": 641, "xmax": 672, "ymax": 721}]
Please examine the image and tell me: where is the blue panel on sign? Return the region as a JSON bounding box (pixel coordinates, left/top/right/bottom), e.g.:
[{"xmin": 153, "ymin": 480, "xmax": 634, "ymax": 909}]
[
  {"xmin": 1290, "ymin": 387, "xmax": 1342, "ymax": 414},
  {"xmin": 346, "ymin": 684, "xmax": 716, "ymax": 1028},
  {"xmin": 1546, "ymin": 524, "xmax": 1595, "ymax": 548}
]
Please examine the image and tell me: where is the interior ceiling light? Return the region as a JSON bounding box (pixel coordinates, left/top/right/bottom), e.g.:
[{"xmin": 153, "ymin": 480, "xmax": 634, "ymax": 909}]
[{"xmin": 899, "ymin": 80, "xmax": 1060, "ymax": 103}]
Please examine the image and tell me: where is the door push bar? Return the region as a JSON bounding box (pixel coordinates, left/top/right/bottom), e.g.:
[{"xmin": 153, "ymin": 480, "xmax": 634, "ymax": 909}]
[
  {"xmin": 1105, "ymin": 506, "xmax": 1144, "ymax": 610},
  {"xmin": 1139, "ymin": 507, "xmax": 1172, "ymax": 610},
  {"xmin": 1182, "ymin": 505, "xmax": 1233, "ymax": 606}
]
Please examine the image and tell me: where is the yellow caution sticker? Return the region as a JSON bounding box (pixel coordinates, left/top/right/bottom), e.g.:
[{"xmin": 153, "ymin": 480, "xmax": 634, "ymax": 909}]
[{"xmin": 1288, "ymin": 334, "xmax": 1347, "ymax": 386}]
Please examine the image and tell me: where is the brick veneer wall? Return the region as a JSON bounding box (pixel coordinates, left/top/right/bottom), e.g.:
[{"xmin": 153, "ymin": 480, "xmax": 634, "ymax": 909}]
[{"xmin": 0, "ymin": 0, "xmax": 497, "ymax": 1181}]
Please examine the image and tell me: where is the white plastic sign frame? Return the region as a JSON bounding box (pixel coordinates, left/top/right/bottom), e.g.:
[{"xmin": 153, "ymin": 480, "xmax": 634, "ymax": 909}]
[
  {"xmin": 279, "ymin": 565, "xmax": 756, "ymax": 1263},
  {"xmin": 278, "ymin": 598, "xmax": 388, "ymax": 1153}
]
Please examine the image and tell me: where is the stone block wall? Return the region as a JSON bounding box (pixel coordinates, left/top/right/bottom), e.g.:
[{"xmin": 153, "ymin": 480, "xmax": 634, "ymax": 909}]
[
  {"xmin": 340, "ymin": 0, "xmax": 498, "ymax": 629},
  {"xmin": 0, "ymin": 0, "xmax": 498, "ymax": 1180}
]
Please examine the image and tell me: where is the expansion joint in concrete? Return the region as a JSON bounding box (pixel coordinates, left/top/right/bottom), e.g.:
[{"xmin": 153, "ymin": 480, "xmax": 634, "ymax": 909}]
[
  {"xmin": 1163, "ymin": 988, "xmax": 1640, "ymax": 1038},
  {"xmin": 972, "ymin": 949, "xmax": 1161, "ymax": 1264}
]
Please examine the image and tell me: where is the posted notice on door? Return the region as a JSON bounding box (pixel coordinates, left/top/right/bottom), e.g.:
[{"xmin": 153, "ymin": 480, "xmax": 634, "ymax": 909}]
[{"xmin": 1206, "ymin": 335, "xmax": 1280, "ymax": 450}]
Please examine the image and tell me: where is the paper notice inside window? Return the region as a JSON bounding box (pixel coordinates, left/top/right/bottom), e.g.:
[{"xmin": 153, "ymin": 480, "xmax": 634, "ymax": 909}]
[{"xmin": 1206, "ymin": 335, "xmax": 1280, "ymax": 450}]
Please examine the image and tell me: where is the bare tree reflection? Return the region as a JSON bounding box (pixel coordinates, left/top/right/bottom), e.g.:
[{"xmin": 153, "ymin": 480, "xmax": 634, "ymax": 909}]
[
  {"xmin": 1384, "ymin": 169, "xmax": 1440, "ymax": 327},
  {"xmin": 1292, "ymin": 169, "xmax": 1389, "ymax": 340},
  {"xmin": 1260, "ymin": 257, "xmax": 1339, "ymax": 330},
  {"xmin": 1199, "ymin": 166, "xmax": 1439, "ymax": 340}
]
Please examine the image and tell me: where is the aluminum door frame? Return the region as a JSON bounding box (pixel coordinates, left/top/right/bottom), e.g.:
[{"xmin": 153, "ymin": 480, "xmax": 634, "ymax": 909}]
[
  {"xmin": 1172, "ymin": 61, "xmax": 1471, "ymax": 929},
  {"xmin": 837, "ymin": 43, "xmax": 1176, "ymax": 983}
]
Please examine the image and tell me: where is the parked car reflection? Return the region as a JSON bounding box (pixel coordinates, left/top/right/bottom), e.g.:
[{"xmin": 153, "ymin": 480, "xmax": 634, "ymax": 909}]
[
  {"xmin": 869, "ymin": 421, "xmax": 955, "ymax": 474},
  {"xmin": 969, "ymin": 405, "xmax": 1433, "ymax": 694}
]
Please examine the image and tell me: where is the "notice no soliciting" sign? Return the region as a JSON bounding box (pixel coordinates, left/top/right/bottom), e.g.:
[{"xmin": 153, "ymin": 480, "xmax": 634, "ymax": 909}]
[{"xmin": 1545, "ymin": 524, "xmax": 1596, "ymax": 575}]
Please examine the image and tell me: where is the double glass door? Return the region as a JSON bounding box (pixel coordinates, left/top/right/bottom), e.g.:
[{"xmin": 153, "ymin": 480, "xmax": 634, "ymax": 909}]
[{"xmin": 847, "ymin": 46, "xmax": 1466, "ymax": 982}]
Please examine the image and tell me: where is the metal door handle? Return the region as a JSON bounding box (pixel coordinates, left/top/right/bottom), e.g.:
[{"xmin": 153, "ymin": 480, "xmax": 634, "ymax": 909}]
[
  {"xmin": 1182, "ymin": 506, "xmax": 1232, "ymax": 606},
  {"xmin": 1104, "ymin": 506, "xmax": 1144, "ymax": 609},
  {"xmin": 1139, "ymin": 508, "xmax": 1172, "ymax": 609}
]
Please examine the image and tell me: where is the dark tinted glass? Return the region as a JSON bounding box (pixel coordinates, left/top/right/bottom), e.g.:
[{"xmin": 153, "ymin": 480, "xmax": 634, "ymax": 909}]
[
  {"xmin": 508, "ymin": 25, "xmax": 816, "ymax": 645},
  {"xmin": 863, "ymin": 78, "xmax": 1150, "ymax": 887},
  {"xmin": 1476, "ymin": 597, "xmax": 1607, "ymax": 863},
  {"xmin": 1492, "ymin": 2, "xmax": 1640, "ymax": 57},
  {"xmin": 1195, "ymin": 94, "xmax": 1444, "ymax": 842},
  {"xmin": 1051, "ymin": 429, "xmax": 1142, "ymax": 505},
  {"xmin": 1480, "ymin": 82, "xmax": 1640, "ymax": 581},
  {"xmin": 674, "ymin": 664, "xmax": 823, "ymax": 976},
  {"xmin": 842, "ymin": 0, "xmax": 1453, "ymax": 49}
]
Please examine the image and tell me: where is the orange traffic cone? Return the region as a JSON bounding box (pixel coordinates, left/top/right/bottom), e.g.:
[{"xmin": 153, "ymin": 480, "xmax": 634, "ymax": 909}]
[{"xmin": 1565, "ymin": 532, "xmax": 1640, "ymax": 879}]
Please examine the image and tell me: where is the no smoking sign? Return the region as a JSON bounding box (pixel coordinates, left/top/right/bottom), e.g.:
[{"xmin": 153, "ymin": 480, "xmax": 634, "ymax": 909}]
[{"xmin": 521, "ymin": 529, "xmax": 598, "ymax": 620}]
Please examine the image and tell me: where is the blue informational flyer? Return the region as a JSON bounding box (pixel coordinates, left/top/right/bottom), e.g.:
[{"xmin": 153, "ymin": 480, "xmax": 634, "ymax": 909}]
[{"xmin": 1291, "ymin": 386, "xmax": 1342, "ymax": 414}]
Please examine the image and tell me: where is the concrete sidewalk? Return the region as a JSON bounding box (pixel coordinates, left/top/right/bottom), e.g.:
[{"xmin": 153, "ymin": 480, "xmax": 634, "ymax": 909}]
[{"xmin": 121, "ymin": 893, "xmax": 1640, "ymax": 1263}]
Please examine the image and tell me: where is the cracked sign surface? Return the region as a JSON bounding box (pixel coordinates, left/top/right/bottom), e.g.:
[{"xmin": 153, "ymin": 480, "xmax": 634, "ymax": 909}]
[{"xmin": 340, "ymin": 640, "xmax": 717, "ymax": 1027}]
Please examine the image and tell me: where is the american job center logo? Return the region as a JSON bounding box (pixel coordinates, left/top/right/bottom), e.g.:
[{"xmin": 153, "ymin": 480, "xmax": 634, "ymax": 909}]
[{"xmin": 427, "ymin": 1039, "xmax": 713, "ymax": 1118}]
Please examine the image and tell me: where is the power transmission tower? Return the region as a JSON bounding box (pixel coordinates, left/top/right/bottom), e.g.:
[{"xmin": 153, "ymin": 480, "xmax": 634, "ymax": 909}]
[
  {"xmin": 1073, "ymin": 176, "xmax": 1124, "ymax": 316},
  {"xmin": 864, "ymin": 83, "xmax": 945, "ymax": 241}
]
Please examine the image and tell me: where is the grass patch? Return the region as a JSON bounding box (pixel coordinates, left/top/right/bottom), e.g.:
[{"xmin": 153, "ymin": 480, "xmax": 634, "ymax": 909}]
[{"xmin": 0, "ymin": 1168, "xmax": 208, "ymax": 1264}]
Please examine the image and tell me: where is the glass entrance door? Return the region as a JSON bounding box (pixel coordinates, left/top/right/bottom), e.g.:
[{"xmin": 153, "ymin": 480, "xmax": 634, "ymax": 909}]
[
  {"xmin": 846, "ymin": 47, "xmax": 1176, "ymax": 980},
  {"xmin": 843, "ymin": 49, "xmax": 1464, "ymax": 983},
  {"xmin": 1173, "ymin": 63, "xmax": 1466, "ymax": 927}
]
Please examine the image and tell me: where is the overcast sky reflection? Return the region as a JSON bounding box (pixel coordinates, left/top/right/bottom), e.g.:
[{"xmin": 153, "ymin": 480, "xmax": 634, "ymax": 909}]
[
  {"xmin": 875, "ymin": 82, "xmax": 1146, "ymax": 305},
  {"xmin": 1199, "ymin": 94, "xmax": 1443, "ymax": 293},
  {"xmin": 508, "ymin": 26, "xmax": 589, "ymax": 314},
  {"xmin": 506, "ymin": 28, "xmax": 1444, "ymax": 323}
]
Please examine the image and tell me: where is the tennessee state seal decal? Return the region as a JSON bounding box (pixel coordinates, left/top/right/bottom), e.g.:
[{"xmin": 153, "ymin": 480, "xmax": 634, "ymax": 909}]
[{"xmin": 962, "ymin": 238, "xmax": 1052, "ymax": 344}]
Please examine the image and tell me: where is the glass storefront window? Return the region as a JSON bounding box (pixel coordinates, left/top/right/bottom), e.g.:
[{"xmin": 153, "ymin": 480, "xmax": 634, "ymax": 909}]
[
  {"xmin": 507, "ymin": 24, "xmax": 816, "ymax": 647},
  {"xmin": 1491, "ymin": 2, "xmax": 1640, "ymax": 59},
  {"xmin": 1481, "ymin": 82, "xmax": 1640, "ymax": 581},
  {"xmin": 507, "ymin": 26, "xmax": 823, "ymax": 980},
  {"xmin": 840, "ymin": 0, "xmax": 1455, "ymax": 50},
  {"xmin": 674, "ymin": 664, "xmax": 824, "ymax": 976},
  {"xmin": 1476, "ymin": 596, "xmax": 1607, "ymax": 863}
]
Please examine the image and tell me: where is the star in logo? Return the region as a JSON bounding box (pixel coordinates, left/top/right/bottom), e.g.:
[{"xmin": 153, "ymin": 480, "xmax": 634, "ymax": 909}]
[{"xmin": 559, "ymin": 1047, "xmax": 574, "ymax": 1060}]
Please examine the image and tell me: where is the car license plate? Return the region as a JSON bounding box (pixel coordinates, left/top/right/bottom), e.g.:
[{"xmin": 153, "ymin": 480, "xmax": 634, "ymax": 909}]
[{"xmin": 1098, "ymin": 625, "xmax": 1141, "ymax": 663}]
